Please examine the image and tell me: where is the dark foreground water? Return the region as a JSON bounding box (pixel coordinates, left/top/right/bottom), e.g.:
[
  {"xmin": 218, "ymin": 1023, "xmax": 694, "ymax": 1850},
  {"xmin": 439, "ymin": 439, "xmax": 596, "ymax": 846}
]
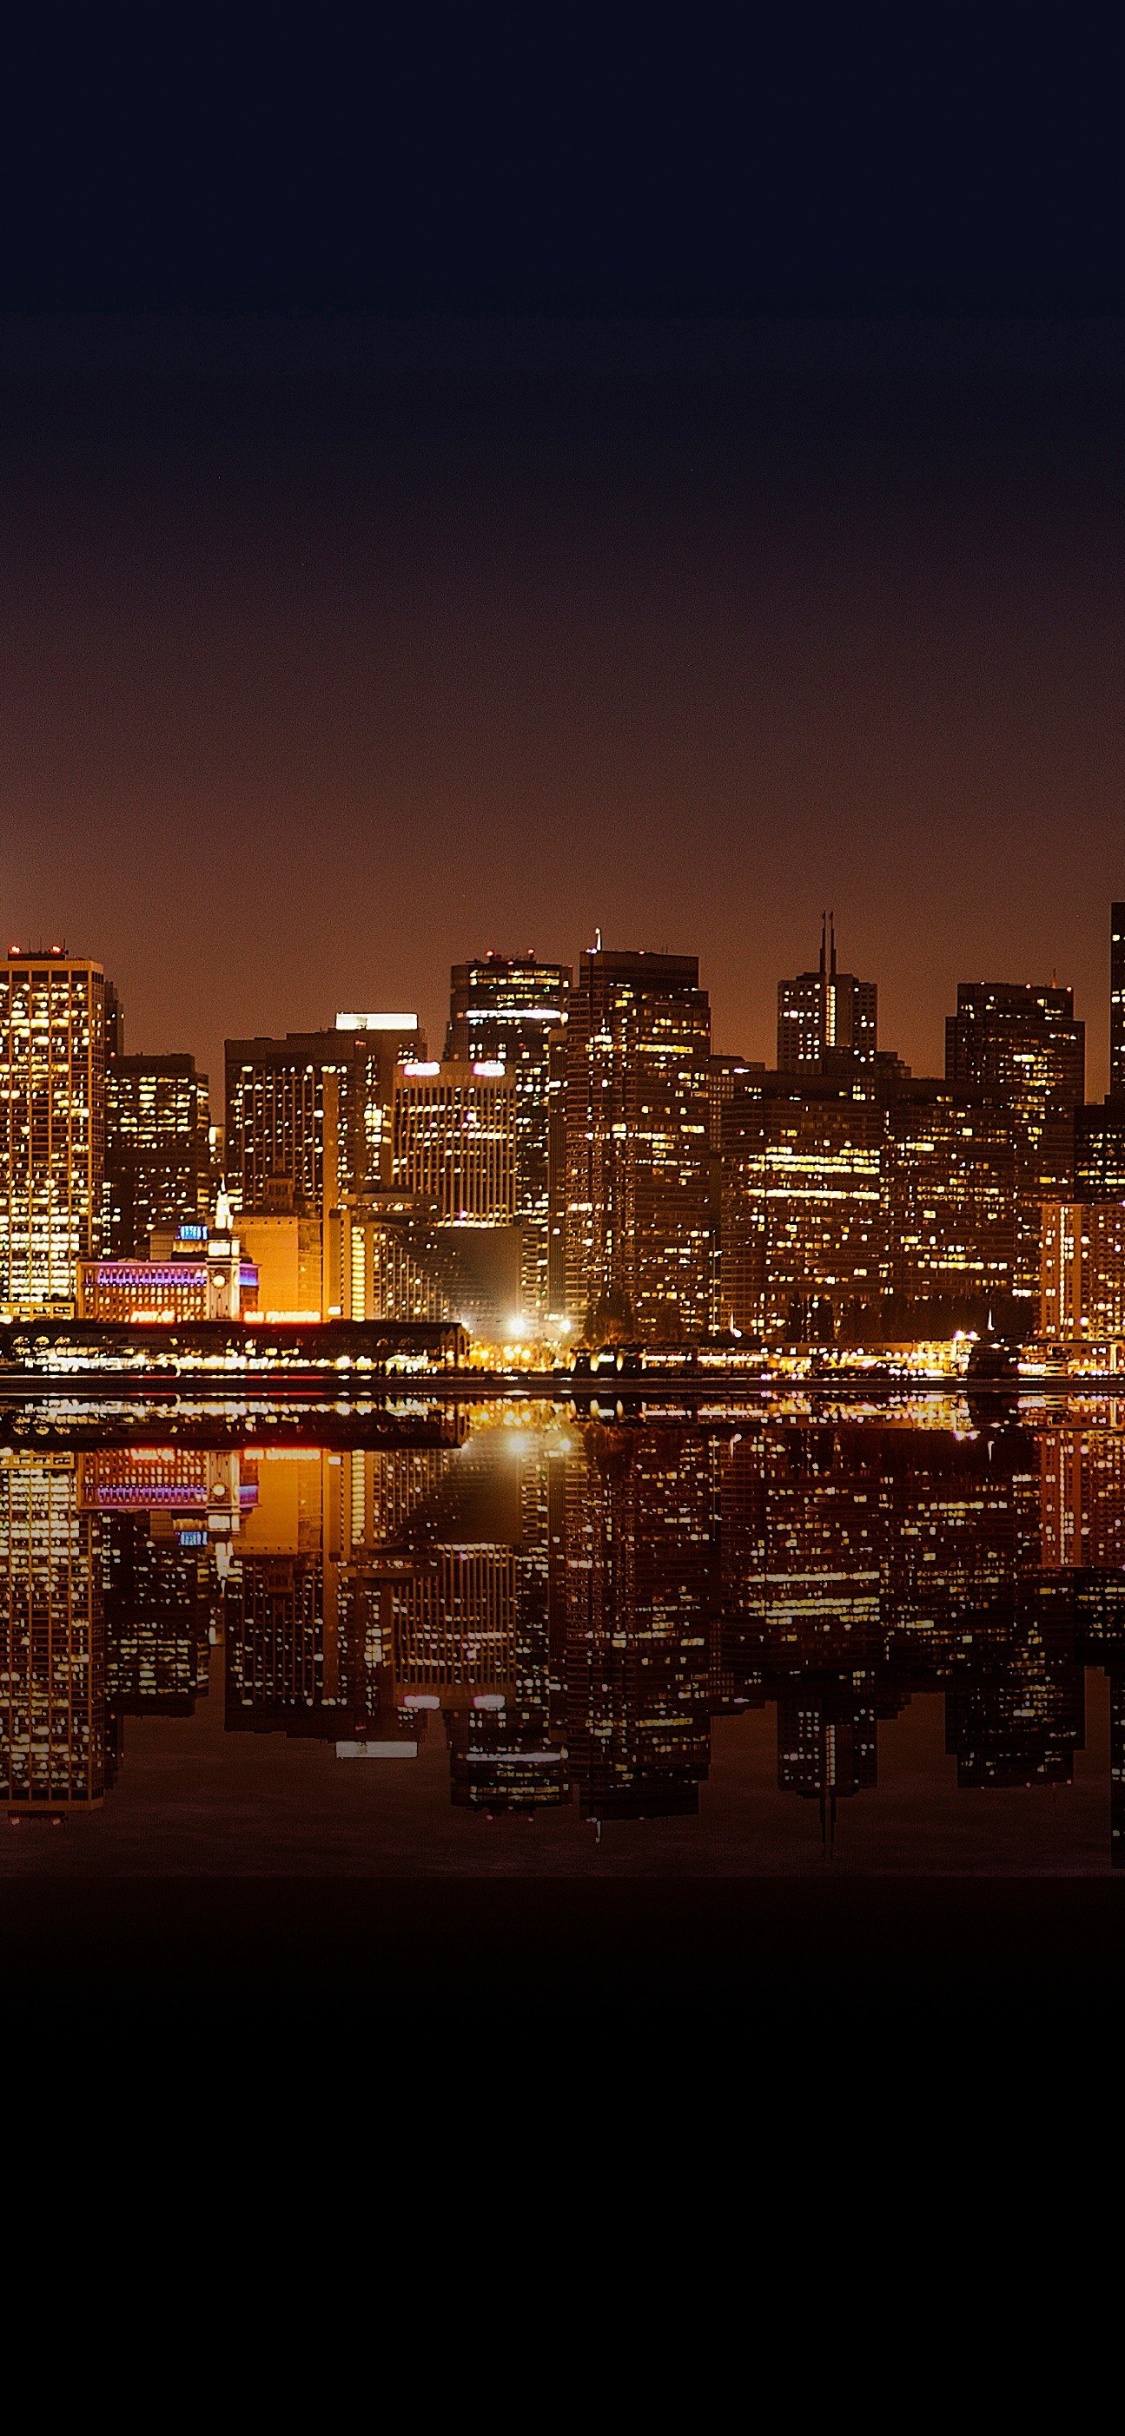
[{"xmin": 3, "ymin": 1389, "xmax": 1125, "ymax": 1878}]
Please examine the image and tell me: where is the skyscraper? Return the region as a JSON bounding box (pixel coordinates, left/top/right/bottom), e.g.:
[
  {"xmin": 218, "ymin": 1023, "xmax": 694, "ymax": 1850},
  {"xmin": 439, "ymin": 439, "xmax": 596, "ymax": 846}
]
[
  {"xmin": 564, "ymin": 947, "xmax": 712, "ymax": 1338},
  {"xmin": 224, "ymin": 1015, "xmax": 422, "ymax": 1215},
  {"xmin": 392, "ymin": 1060, "xmax": 516, "ymax": 1220},
  {"xmin": 1112, "ymin": 903, "xmax": 1125, "ymax": 1101},
  {"xmin": 777, "ymin": 917, "xmax": 877, "ymax": 1073},
  {"xmin": 720, "ymin": 1078, "xmax": 884, "ymax": 1337},
  {"xmin": 445, "ymin": 954, "xmax": 571, "ymax": 1319},
  {"xmin": 104, "ymin": 1051, "xmax": 212, "ymax": 1255},
  {"xmin": 945, "ymin": 981, "xmax": 1085, "ymax": 1294},
  {"xmin": 0, "ymin": 947, "xmax": 113, "ymax": 1315}
]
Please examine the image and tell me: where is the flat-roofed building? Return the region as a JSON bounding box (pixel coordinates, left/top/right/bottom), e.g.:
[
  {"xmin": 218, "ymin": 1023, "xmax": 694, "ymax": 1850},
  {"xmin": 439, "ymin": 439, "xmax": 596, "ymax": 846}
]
[
  {"xmin": 564, "ymin": 947, "xmax": 712, "ymax": 1338},
  {"xmin": 946, "ymin": 981, "xmax": 1085, "ymax": 1294},
  {"xmin": 392, "ymin": 1059, "xmax": 515, "ymax": 1221},
  {"xmin": 225, "ymin": 1015, "xmax": 423, "ymax": 1221},
  {"xmin": 236, "ymin": 1211, "xmax": 324, "ymax": 1320},
  {"xmin": 1040, "ymin": 1200, "xmax": 1125, "ymax": 1341},
  {"xmin": 883, "ymin": 1087, "xmax": 1018, "ymax": 1307},
  {"xmin": 445, "ymin": 954, "xmax": 570, "ymax": 1321},
  {"xmin": 720, "ymin": 1080, "xmax": 883, "ymax": 1337},
  {"xmin": 104, "ymin": 1051, "xmax": 211, "ymax": 1255},
  {"xmin": 0, "ymin": 947, "xmax": 114, "ymax": 1315},
  {"xmin": 1075, "ymin": 1102, "xmax": 1125, "ymax": 1200}
]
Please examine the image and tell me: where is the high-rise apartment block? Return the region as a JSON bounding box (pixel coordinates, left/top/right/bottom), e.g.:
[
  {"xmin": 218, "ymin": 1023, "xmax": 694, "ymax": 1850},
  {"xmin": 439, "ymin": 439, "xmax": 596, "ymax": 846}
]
[
  {"xmin": 565, "ymin": 948, "xmax": 712, "ymax": 1336},
  {"xmin": 224, "ymin": 1014, "xmax": 422, "ymax": 1215},
  {"xmin": 444, "ymin": 954, "xmax": 570, "ymax": 1317},
  {"xmin": 104, "ymin": 1051, "xmax": 212, "ymax": 1255},
  {"xmin": 0, "ymin": 947, "xmax": 112, "ymax": 1315},
  {"xmin": 777, "ymin": 918, "xmax": 877, "ymax": 1073}
]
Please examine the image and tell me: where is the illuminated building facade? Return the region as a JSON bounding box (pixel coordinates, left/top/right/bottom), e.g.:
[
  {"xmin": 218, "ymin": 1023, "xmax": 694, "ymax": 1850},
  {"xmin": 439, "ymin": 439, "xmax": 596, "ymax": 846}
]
[
  {"xmin": 564, "ymin": 947, "xmax": 712, "ymax": 1337},
  {"xmin": 945, "ymin": 981, "xmax": 1085, "ymax": 1292},
  {"xmin": 77, "ymin": 1214, "xmax": 257, "ymax": 1320},
  {"xmin": 445, "ymin": 954, "xmax": 571, "ymax": 1319},
  {"xmin": 236, "ymin": 1211, "xmax": 324, "ymax": 1321},
  {"xmin": 1039, "ymin": 1200, "xmax": 1125, "ymax": 1340},
  {"xmin": 883, "ymin": 1087, "xmax": 1018, "ymax": 1310},
  {"xmin": 777, "ymin": 917, "xmax": 877, "ymax": 1073},
  {"xmin": 104, "ymin": 1051, "xmax": 212, "ymax": 1255},
  {"xmin": 0, "ymin": 948, "xmax": 112, "ymax": 1314},
  {"xmin": 719, "ymin": 1080, "xmax": 883, "ymax": 1336},
  {"xmin": 225, "ymin": 1015, "xmax": 422, "ymax": 1218},
  {"xmin": 392, "ymin": 1060, "xmax": 516, "ymax": 1221}
]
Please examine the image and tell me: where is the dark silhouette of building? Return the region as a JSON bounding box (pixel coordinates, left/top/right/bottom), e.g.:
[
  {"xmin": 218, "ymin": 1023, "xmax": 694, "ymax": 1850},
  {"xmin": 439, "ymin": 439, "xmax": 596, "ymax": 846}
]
[{"xmin": 1074, "ymin": 1101, "xmax": 1125, "ymax": 1200}]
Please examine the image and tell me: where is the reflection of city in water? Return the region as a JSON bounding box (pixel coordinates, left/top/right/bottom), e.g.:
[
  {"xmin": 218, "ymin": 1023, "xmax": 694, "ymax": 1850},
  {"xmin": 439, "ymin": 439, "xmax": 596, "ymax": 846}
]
[{"xmin": 5, "ymin": 1397, "xmax": 1125, "ymax": 1869}]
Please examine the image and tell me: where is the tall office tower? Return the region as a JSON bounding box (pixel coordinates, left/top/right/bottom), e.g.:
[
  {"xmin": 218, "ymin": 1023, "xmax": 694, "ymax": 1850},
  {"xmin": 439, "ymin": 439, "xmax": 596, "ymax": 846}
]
[
  {"xmin": 1112, "ymin": 904, "xmax": 1125, "ymax": 1100},
  {"xmin": 0, "ymin": 1453, "xmax": 107, "ymax": 1811},
  {"xmin": 719, "ymin": 1080, "xmax": 884, "ymax": 1337},
  {"xmin": 0, "ymin": 947, "xmax": 113, "ymax": 1315},
  {"xmin": 224, "ymin": 1014, "xmax": 422, "ymax": 1216},
  {"xmin": 392, "ymin": 1060, "xmax": 516, "ymax": 1219},
  {"xmin": 882, "ymin": 1086, "xmax": 1019, "ymax": 1316},
  {"xmin": 777, "ymin": 916, "xmax": 877, "ymax": 1073},
  {"xmin": 564, "ymin": 947, "xmax": 712, "ymax": 1338},
  {"xmin": 390, "ymin": 1060, "xmax": 519, "ymax": 1335},
  {"xmin": 945, "ymin": 981, "xmax": 1085, "ymax": 1295},
  {"xmin": 103, "ymin": 1051, "xmax": 212, "ymax": 1255},
  {"xmin": 445, "ymin": 954, "xmax": 571, "ymax": 1319}
]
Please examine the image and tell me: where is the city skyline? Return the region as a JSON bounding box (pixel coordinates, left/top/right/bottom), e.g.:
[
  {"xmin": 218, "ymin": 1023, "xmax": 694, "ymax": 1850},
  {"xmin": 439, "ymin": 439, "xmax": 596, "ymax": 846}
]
[
  {"xmin": 3, "ymin": 315, "xmax": 1125, "ymax": 1105},
  {"xmin": 3, "ymin": 904, "xmax": 1113, "ymax": 1108}
]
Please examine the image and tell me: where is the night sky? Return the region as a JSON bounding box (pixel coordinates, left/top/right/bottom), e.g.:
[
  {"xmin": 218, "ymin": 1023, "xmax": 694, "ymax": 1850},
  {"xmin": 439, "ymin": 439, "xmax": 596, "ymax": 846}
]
[{"xmin": 2, "ymin": 22, "xmax": 1124, "ymax": 1097}]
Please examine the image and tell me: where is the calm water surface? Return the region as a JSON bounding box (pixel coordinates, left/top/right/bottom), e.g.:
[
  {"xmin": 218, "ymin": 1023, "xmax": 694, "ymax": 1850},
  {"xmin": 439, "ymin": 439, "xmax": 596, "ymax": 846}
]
[{"xmin": 2, "ymin": 1391, "xmax": 1124, "ymax": 1876}]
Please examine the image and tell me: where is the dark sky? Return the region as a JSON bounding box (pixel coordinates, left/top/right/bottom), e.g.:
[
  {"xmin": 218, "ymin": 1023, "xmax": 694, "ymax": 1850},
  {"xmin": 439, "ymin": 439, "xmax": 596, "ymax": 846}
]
[{"xmin": 1, "ymin": 21, "xmax": 1123, "ymax": 1095}]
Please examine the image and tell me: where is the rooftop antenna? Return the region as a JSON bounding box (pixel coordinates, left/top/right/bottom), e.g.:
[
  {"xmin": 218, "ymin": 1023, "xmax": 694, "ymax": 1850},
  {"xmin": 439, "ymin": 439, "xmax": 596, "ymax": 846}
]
[
  {"xmin": 594, "ymin": 926, "xmax": 602, "ymax": 953},
  {"xmin": 830, "ymin": 910, "xmax": 837, "ymax": 979},
  {"xmin": 819, "ymin": 912, "xmax": 827, "ymax": 978}
]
